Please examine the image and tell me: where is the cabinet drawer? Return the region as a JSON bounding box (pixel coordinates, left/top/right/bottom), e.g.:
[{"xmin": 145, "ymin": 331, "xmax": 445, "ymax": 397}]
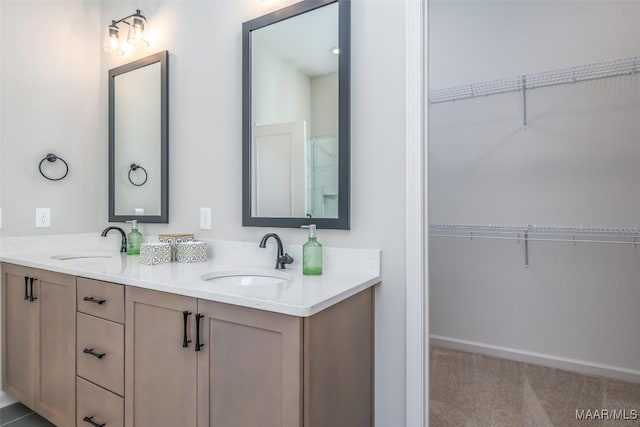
[
  {"xmin": 77, "ymin": 377, "xmax": 123, "ymax": 427},
  {"xmin": 77, "ymin": 313, "xmax": 124, "ymax": 395},
  {"xmin": 77, "ymin": 277, "xmax": 124, "ymax": 323}
]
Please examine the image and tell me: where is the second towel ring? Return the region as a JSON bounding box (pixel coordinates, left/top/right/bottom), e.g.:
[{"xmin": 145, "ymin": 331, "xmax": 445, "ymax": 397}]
[
  {"xmin": 128, "ymin": 163, "xmax": 148, "ymax": 186},
  {"xmin": 39, "ymin": 153, "xmax": 69, "ymax": 181}
]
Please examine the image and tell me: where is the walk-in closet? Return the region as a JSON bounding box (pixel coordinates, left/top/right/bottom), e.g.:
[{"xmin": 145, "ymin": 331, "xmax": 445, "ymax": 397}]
[{"xmin": 428, "ymin": 1, "xmax": 640, "ymax": 424}]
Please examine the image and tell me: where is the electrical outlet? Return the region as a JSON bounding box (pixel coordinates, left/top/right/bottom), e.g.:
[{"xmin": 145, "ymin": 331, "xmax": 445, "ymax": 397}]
[
  {"xmin": 35, "ymin": 208, "xmax": 51, "ymax": 228},
  {"xmin": 200, "ymin": 208, "xmax": 212, "ymax": 230}
]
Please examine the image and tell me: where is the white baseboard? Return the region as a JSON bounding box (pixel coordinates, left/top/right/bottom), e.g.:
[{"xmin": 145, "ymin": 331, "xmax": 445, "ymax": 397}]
[
  {"xmin": 430, "ymin": 335, "xmax": 640, "ymax": 384},
  {"xmin": 0, "ymin": 391, "xmax": 17, "ymax": 408}
]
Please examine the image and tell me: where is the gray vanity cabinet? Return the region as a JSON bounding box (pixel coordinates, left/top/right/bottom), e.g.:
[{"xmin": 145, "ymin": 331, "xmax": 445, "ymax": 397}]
[
  {"xmin": 126, "ymin": 286, "xmax": 373, "ymax": 427},
  {"xmin": 125, "ymin": 288, "xmax": 302, "ymax": 427},
  {"xmin": 125, "ymin": 287, "xmax": 199, "ymax": 427},
  {"xmin": 2, "ymin": 264, "xmax": 372, "ymax": 427},
  {"xmin": 76, "ymin": 277, "xmax": 125, "ymax": 427},
  {"xmin": 1, "ymin": 263, "xmax": 76, "ymax": 427},
  {"xmin": 197, "ymin": 301, "xmax": 303, "ymax": 427}
]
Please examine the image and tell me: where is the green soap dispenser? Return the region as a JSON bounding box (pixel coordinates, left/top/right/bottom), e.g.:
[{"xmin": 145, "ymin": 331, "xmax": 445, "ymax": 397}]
[
  {"xmin": 301, "ymin": 224, "xmax": 322, "ymax": 275},
  {"xmin": 126, "ymin": 220, "xmax": 143, "ymax": 255}
]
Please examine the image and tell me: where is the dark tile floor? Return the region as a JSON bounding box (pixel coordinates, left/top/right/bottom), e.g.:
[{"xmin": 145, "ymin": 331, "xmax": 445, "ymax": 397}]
[{"xmin": 0, "ymin": 403, "xmax": 54, "ymax": 427}]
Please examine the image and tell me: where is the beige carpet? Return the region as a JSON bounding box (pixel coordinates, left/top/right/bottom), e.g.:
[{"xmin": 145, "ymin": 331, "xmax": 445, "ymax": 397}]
[{"xmin": 430, "ymin": 346, "xmax": 640, "ymax": 427}]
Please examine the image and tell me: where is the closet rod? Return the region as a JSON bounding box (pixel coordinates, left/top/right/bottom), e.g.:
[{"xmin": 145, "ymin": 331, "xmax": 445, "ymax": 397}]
[{"xmin": 429, "ymin": 55, "xmax": 640, "ymax": 104}]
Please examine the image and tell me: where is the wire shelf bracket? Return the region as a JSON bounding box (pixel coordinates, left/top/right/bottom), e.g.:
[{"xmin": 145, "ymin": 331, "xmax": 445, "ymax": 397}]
[{"xmin": 428, "ymin": 56, "xmax": 640, "ymax": 128}]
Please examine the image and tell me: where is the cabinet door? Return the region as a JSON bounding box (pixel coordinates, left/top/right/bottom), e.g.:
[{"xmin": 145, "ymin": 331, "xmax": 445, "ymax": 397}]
[
  {"xmin": 125, "ymin": 287, "xmax": 198, "ymax": 427},
  {"xmin": 2, "ymin": 264, "xmax": 76, "ymax": 427},
  {"xmin": 2, "ymin": 264, "xmax": 37, "ymax": 407},
  {"xmin": 34, "ymin": 268, "xmax": 77, "ymax": 427},
  {"xmin": 197, "ymin": 300, "xmax": 302, "ymax": 427}
]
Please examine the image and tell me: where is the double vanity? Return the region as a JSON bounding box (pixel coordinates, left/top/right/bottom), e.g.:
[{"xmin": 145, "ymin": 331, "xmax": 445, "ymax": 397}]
[
  {"xmin": 2, "ymin": 0, "xmax": 366, "ymax": 425},
  {"xmin": 0, "ymin": 236, "xmax": 379, "ymax": 427}
]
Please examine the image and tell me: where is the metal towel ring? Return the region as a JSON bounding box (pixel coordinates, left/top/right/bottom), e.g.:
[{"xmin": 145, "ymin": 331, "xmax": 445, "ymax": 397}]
[
  {"xmin": 38, "ymin": 153, "xmax": 69, "ymax": 181},
  {"xmin": 128, "ymin": 163, "xmax": 148, "ymax": 186}
]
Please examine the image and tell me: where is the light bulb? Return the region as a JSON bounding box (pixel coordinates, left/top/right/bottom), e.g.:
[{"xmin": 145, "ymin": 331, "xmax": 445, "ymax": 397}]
[
  {"xmin": 127, "ymin": 13, "xmax": 150, "ymax": 47},
  {"xmin": 103, "ymin": 24, "xmax": 123, "ymax": 55}
]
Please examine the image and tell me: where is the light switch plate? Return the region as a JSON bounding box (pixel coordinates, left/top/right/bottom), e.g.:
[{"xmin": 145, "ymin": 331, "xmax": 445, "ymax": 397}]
[
  {"xmin": 200, "ymin": 208, "xmax": 211, "ymax": 230},
  {"xmin": 35, "ymin": 208, "xmax": 51, "ymax": 228}
]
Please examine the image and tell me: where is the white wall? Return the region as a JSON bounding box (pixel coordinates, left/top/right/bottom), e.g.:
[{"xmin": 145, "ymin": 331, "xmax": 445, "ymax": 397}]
[
  {"xmin": 0, "ymin": 0, "xmax": 408, "ymax": 423},
  {"xmin": 310, "ymin": 72, "xmax": 338, "ymax": 137},
  {"xmin": 0, "ymin": 0, "xmax": 103, "ymax": 237},
  {"xmin": 0, "ymin": 0, "xmax": 102, "ymax": 406},
  {"xmin": 429, "ymin": 0, "xmax": 640, "ymax": 380},
  {"xmin": 252, "ymin": 44, "xmax": 311, "ymax": 127}
]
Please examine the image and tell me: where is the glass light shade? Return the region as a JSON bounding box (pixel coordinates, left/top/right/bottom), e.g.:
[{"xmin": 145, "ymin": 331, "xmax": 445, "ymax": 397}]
[
  {"xmin": 127, "ymin": 15, "xmax": 149, "ymax": 47},
  {"xmin": 103, "ymin": 25, "xmax": 123, "ymax": 55}
]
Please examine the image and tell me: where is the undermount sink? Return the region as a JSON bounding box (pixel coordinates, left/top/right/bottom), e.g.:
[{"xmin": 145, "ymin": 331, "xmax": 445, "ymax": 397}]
[
  {"xmin": 50, "ymin": 252, "xmax": 117, "ymax": 261},
  {"xmin": 201, "ymin": 270, "xmax": 292, "ymax": 286}
]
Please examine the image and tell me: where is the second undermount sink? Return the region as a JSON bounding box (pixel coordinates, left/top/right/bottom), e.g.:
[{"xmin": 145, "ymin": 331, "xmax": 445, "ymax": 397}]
[
  {"xmin": 50, "ymin": 251, "xmax": 117, "ymax": 261},
  {"xmin": 201, "ymin": 270, "xmax": 292, "ymax": 286}
]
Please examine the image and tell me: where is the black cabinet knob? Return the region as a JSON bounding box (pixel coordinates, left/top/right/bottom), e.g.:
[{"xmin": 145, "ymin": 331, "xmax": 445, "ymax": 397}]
[
  {"xmin": 83, "ymin": 348, "xmax": 106, "ymax": 359},
  {"xmin": 195, "ymin": 314, "xmax": 204, "ymax": 352},
  {"xmin": 29, "ymin": 277, "xmax": 37, "ymax": 302},
  {"xmin": 83, "ymin": 416, "xmax": 106, "ymax": 427},
  {"xmin": 182, "ymin": 311, "xmax": 192, "ymax": 348},
  {"xmin": 83, "ymin": 296, "xmax": 106, "ymax": 305}
]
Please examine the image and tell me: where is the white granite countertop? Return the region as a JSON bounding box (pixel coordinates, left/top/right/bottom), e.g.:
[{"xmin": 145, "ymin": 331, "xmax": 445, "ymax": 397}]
[{"xmin": 0, "ymin": 234, "xmax": 380, "ymax": 317}]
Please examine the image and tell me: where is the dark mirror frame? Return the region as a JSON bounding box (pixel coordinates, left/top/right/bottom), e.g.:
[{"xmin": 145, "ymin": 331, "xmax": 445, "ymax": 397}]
[
  {"xmin": 109, "ymin": 50, "xmax": 169, "ymax": 223},
  {"xmin": 242, "ymin": 0, "xmax": 350, "ymax": 230}
]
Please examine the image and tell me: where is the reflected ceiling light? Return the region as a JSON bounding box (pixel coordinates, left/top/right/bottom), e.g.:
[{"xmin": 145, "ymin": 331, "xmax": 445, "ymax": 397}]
[
  {"xmin": 331, "ymin": 47, "xmax": 340, "ymax": 55},
  {"xmin": 103, "ymin": 9, "xmax": 150, "ymax": 55}
]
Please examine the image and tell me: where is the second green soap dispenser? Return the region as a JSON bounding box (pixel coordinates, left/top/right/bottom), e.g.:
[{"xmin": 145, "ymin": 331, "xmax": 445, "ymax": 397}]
[
  {"xmin": 126, "ymin": 220, "xmax": 143, "ymax": 255},
  {"xmin": 301, "ymin": 224, "xmax": 322, "ymax": 275}
]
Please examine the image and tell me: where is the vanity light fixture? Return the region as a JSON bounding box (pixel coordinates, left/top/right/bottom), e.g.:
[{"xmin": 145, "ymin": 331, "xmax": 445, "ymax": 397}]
[{"xmin": 103, "ymin": 9, "xmax": 150, "ymax": 55}]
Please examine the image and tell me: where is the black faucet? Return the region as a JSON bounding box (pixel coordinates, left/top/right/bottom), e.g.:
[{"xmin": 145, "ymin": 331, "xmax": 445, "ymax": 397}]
[
  {"xmin": 101, "ymin": 226, "xmax": 127, "ymax": 253},
  {"xmin": 259, "ymin": 233, "xmax": 294, "ymax": 269}
]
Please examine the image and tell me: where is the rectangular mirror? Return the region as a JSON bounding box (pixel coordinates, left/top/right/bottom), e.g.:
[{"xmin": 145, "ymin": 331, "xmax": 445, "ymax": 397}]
[
  {"xmin": 109, "ymin": 51, "xmax": 169, "ymax": 223},
  {"xmin": 243, "ymin": 0, "xmax": 350, "ymax": 229}
]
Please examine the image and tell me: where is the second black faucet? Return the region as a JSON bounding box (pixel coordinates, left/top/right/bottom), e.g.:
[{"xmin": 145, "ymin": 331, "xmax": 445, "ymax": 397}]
[{"xmin": 259, "ymin": 233, "xmax": 294, "ymax": 269}]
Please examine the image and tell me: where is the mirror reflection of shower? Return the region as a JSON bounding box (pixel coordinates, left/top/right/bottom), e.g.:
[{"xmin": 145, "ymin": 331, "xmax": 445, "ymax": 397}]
[{"xmin": 306, "ymin": 134, "xmax": 338, "ymax": 218}]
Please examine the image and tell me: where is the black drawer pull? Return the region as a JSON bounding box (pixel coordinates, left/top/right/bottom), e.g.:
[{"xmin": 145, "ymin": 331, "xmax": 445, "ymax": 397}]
[
  {"xmin": 83, "ymin": 416, "xmax": 106, "ymax": 427},
  {"xmin": 182, "ymin": 311, "xmax": 192, "ymax": 348},
  {"xmin": 24, "ymin": 277, "xmax": 29, "ymax": 300},
  {"xmin": 83, "ymin": 348, "xmax": 106, "ymax": 359},
  {"xmin": 83, "ymin": 296, "xmax": 106, "ymax": 305},
  {"xmin": 195, "ymin": 313, "xmax": 204, "ymax": 352},
  {"xmin": 29, "ymin": 277, "xmax": 37, "ymax": 302}
]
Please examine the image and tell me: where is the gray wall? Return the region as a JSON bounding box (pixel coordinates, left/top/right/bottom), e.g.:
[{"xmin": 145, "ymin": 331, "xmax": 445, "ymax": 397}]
[
  {"xmin": 429, "ymin": 0, "xmax": 640, "ymax": 378},
  {"xmin": 1, "ymin": 0, "xmax": 408, "ymax": 423}
]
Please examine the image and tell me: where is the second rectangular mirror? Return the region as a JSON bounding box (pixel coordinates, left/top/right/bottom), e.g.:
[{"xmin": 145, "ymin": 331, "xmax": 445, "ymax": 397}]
[{"xmin": 243, "ymin": 0, "xmax": 350, "ymax": 229}]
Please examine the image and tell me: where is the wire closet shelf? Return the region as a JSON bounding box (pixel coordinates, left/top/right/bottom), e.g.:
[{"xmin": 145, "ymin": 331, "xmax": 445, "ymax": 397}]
[
  {"xmin": 428, "ymin": 56, "xmax": 640, "ymax": 104},
  {"xmin": 429, "ymin": 224, "xmax": 640, "ymax": 246}
]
